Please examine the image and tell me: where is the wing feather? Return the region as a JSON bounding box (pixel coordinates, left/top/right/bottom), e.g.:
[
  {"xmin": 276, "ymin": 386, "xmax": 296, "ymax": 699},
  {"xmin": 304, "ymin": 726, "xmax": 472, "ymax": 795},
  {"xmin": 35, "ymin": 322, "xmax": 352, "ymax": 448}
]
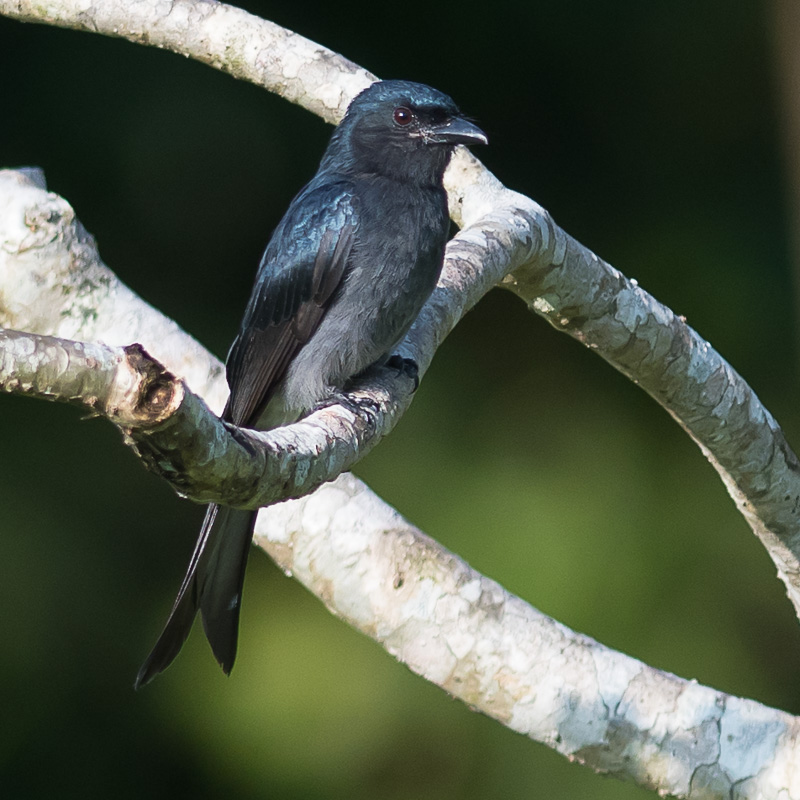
[{"xmin": 224, "ymin": 183, "xmax": 358, "ymax": 427}]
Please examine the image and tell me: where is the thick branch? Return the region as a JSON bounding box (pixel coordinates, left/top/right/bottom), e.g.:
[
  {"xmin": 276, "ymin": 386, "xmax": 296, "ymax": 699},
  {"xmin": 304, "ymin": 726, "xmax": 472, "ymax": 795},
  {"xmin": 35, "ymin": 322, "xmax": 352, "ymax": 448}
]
[
  {"xmin": 257, "ymin": 472, "xmax": 800, "ymax": 800},
  {"xmin": 500, "ymin": 217, "xmax": 800, "ymax": 616},
  {"xmin": 0, "ymin": 325, "xmax": 416, "ymax": 507},
  {"xmin": 449, "ymin": 147, "xmax": 800, "ymax": 618}
]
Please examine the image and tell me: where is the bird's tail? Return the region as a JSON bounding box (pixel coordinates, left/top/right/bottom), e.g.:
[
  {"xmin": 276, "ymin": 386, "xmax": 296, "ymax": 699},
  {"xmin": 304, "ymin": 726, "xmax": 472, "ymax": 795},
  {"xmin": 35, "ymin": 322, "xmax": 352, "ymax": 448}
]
[{"xmin": 134, "ymin": 504, "xmax": 256, "ymax": 688}]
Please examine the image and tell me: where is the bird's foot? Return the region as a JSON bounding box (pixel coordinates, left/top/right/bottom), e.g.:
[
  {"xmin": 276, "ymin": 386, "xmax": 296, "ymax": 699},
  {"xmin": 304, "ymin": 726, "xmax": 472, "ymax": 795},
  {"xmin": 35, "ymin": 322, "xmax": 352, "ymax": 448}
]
[
  {"xmin": 385, "ymin": 355, "xmax": 419, "ymax": 392},
  {"xmin": 313, "ymin": 391, "xmax": 380, "ymax": 423}
]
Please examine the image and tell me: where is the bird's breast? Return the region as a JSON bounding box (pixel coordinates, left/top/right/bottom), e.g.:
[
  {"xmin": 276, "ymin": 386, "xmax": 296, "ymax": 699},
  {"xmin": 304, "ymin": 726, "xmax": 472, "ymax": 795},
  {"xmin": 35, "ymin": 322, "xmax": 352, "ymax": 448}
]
[{"xmin": 275, "ymin": 177, "xmax": 450, "ymax": 415}]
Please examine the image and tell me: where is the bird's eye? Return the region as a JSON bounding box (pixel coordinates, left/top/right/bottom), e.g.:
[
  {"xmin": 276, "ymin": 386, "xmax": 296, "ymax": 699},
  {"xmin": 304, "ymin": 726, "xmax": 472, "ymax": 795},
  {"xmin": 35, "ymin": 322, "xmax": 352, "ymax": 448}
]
[{"xmin": 393, "ymin": 106, "xmax": 413, "ymax": 126}]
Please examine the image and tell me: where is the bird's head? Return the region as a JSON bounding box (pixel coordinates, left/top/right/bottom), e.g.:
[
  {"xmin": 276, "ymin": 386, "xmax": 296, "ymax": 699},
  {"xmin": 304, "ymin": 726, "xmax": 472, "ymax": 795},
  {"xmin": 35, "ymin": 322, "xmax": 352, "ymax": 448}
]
[{"xmin": 324, "ymin": 80, "xmax": 487, "ymax": 183}]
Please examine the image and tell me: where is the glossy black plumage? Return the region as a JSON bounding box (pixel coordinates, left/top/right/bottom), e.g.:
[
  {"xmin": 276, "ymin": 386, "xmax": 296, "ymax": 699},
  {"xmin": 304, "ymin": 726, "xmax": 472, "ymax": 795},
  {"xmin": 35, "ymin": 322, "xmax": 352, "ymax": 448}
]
[{"xmin": 135, "ymin": 80, "xmax": 486, "ymax": 687}]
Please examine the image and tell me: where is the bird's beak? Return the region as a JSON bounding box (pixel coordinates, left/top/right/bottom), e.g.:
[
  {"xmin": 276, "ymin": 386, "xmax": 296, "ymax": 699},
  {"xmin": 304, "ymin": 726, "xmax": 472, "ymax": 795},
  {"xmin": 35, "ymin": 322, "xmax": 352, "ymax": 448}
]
[{"xmin": 423, "ymin": 116, "xmax": 488, "ymax": 146}]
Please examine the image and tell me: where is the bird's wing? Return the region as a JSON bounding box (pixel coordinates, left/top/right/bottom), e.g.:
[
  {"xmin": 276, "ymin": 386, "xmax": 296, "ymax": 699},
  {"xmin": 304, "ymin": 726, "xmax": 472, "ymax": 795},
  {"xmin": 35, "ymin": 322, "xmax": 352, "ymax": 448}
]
[
  {"xmin": 224, "ymin": 183, "xmax": 358, "ymax": 427},
  {"xmin": 135, "ymin": 184, "xmax": 359, "ymax": 687}
]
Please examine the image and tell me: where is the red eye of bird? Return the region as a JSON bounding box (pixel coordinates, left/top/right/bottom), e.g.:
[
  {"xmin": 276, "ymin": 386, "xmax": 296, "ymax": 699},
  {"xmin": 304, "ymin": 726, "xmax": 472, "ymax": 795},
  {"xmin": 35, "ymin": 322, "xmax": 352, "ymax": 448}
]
[{"xmin": 393, "ymin": 106, "xmax": 413, "ymax": 126}]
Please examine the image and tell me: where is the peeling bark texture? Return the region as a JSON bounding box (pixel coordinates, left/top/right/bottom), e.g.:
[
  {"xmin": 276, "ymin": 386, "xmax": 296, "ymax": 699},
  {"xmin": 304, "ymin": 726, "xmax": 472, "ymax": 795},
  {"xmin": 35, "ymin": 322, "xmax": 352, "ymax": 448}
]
[
  {"xmin": 0, "ymin": 324, "xmax": 417, "ymax": 509},
  {"xmin": 2, "ymin": 3, "xmax": 800, "ymax": 797},
  {"xmin": 256, "ymin": 472, "xmax": 800, "ymax": 800},
  {"xmin": 496, "ymin": 200, "xmax": 800, "ymax": 619},
  {"xmin": 0, "ymin": 329, "xmax": 181, "ymax": 426}
]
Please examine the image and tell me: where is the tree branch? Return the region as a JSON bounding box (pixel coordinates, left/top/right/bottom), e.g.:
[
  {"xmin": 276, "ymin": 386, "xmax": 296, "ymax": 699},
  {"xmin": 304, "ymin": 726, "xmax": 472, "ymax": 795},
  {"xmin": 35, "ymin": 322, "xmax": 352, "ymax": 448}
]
[
  {"xmin": 2, "ymin": 2, "xmax": 800, "ymax": 796},
  {"xmin": 0, "ymin": 324, "xmax": 415, "ymax": 507},
  {"xmin": 258, "ymin": 471, "xmax": 800, "ymax": 800},
  {"xmin": 502, "ymin": 226, "xmax": 800, "ymax": 619}
]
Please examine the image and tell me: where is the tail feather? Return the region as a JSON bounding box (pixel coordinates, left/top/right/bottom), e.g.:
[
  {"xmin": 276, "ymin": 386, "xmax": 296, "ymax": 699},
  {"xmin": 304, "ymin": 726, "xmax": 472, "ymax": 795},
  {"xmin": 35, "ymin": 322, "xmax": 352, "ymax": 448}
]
[
  {"xmin": 199, "ymin": 507, "xmax": 256, "ymax": 673},
  {"xmin": 134, "ymin": 504, "xmax": 256, "ymax": 689}
]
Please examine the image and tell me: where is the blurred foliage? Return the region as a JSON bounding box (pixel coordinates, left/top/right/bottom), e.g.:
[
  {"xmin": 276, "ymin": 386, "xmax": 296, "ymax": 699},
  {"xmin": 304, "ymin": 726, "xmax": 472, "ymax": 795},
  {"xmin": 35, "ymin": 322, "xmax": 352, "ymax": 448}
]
[{"xmin": 1, "ymin": 1, "xmax": 799, "ymax": 798}]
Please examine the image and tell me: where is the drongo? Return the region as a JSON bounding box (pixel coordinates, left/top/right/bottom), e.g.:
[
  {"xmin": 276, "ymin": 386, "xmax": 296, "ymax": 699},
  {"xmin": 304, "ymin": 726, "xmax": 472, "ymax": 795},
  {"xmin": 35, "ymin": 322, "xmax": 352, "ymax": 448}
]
[{"xmin": 135, "ymin": 79, "xmax": 487, "ymax": 687}]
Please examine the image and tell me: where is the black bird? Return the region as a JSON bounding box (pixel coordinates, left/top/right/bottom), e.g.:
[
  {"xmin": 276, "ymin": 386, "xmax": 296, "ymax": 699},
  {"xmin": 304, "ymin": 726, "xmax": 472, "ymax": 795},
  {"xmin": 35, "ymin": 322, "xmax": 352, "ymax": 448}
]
[{"xmin": 135, "ymin": 80, "xmax": 487, "ymax": 687}]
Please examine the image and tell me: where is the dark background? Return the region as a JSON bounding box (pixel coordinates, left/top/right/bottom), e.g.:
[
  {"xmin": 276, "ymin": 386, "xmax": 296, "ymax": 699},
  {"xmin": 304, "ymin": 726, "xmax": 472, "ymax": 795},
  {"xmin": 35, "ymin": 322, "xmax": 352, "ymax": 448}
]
[{"xmin": 1, "ymin": 1, "xmax": 798, "ymax": 798}]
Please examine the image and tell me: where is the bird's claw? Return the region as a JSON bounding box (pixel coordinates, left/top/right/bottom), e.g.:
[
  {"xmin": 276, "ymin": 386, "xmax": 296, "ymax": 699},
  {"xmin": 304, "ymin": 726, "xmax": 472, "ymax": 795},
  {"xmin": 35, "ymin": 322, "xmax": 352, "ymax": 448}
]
[
  {"xmin": 386, "ymin": 355, "xmax": 419, "ymax": 392},
  {"xmin": 314, "ymin": 391, "xmax": 379, "ymax": 422}
]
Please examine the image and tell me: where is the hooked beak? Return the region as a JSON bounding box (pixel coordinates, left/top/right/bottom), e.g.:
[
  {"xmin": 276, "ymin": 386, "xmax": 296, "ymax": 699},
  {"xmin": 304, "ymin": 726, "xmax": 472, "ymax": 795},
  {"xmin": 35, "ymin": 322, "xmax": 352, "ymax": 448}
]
[{"xmin": 423, "ymin": 116, "xmax": 488, "ymax": 147}]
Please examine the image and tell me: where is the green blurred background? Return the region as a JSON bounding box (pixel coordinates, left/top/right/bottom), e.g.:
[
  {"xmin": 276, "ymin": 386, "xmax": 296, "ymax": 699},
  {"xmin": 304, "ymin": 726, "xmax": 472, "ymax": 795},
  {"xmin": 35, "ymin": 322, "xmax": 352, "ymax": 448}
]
[{"xmin": 1, "ymin": 1, "xmax": 799, "ymax": 797}]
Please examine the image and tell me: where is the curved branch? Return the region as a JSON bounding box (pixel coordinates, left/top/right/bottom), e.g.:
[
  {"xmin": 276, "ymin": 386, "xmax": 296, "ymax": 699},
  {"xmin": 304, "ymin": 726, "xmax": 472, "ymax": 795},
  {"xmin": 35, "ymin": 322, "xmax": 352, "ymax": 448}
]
[
  {"xmin": 500, "ymin": 216, "xmax": 800, "ymax": 615},
  {"xmin": 0, "ymin": 325, "xmax": 415, "ymax": 507},
  {"xmin": 257, "ymin": 472, "xmax": 800, "ymax": 800},
  {"xmin": 1, "ymin": 3, "xmax": 800, "ymax": 797}
]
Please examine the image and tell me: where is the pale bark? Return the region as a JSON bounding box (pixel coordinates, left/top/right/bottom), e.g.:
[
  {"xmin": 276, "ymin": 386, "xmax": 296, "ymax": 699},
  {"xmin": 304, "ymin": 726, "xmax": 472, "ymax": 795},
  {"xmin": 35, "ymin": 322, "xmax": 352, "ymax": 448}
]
[
  {"xmin": 1, "ymin": 2, "xmax": 799, "ymax": 797},
  {"xmin": 0, "ymin": 321, "xmax": 412, "ymax": 507}
]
